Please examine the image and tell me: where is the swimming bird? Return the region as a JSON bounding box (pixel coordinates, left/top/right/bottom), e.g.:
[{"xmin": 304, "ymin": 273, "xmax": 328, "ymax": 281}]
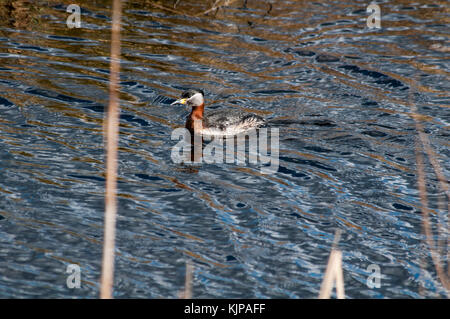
[{"xmin": 171, "ymin": 89, "xmax": 266, "ymax": 136}]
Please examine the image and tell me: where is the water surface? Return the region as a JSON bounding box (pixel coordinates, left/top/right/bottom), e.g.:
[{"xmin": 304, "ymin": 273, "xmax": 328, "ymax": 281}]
[{"xmin": 0, "ymin": 0, "xmax": 448, "ymax": 298}]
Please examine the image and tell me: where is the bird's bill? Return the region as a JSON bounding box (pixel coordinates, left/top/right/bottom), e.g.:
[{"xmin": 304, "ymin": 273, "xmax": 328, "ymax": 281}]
[{"xmin": 171, "ymin": 98, "xmax": 187, "ymax": 105}]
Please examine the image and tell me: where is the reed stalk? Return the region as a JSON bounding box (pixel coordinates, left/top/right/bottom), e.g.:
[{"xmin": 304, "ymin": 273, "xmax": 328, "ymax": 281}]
[
  {"xmin": 409, "ymin": 83, "xmax": 449, "ymax": 295},
  {"xmin": 318, "ymin": 230, "xmax": 345, "ymax": 299},
  {"xmin": 180, "ymin": 261, "xmax": 194, "ymax": 299},
  {"xmin": 100, "ymin": 0, "xmax": 122, "ymax": 299}
]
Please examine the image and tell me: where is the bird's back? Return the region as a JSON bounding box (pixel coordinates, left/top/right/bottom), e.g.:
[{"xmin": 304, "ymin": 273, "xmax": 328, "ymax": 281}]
[{"xmin": 202, "ymin": 109, "xmax": 266, "ymax": 136}]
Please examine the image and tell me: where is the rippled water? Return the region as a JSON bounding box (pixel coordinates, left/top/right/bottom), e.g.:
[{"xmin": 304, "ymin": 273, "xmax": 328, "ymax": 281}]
[{"xmin": 0, "ymin": 0, "xmax": 448, "ymax": 298}]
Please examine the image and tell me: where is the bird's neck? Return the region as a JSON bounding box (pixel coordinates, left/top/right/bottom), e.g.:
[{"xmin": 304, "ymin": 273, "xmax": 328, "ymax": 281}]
[
  {"xmin": 190, "ymin": 103, "xmax": 204, "ymax": 120},
  {"xmin": 186, "ymin": 103, "xmax": 205, "ymax": 134}
]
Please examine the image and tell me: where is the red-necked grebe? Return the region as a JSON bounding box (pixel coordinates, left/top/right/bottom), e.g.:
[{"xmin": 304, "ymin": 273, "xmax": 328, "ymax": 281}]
[{"xmin": 171, "ymin": 89, "xmax": 266, "ymax": 136}]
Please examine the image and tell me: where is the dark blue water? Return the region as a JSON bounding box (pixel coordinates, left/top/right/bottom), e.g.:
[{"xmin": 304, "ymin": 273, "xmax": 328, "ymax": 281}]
[{"xmin": 0, "ymin": 0, "xmax": 448, "ymax": 298}]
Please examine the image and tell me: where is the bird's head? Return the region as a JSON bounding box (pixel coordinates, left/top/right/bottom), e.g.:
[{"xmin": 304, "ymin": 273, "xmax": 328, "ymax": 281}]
[{"xmin": 171, "ymin": 89, "xmax": 204, "ymax": 107}]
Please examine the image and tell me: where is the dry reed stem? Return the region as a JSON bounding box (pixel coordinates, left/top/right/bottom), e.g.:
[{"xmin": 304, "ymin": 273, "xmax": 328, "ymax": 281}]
[
  {"xmin": 183, "ymin": 261, "xmax": 194, "ymax": 299},
  {"xmin": 145, "ymin": 1, "xmax": 240, "ymax": 19},
  {"xmin": 173, "ymin": 0, "xmax": 181, "ymax": 9},
  {"xmin": 414, "ymin": 134, "xmax": 449, "ymax": 293},
  {"xmin": 409, "ymin": 82, "xmax": 449, "ymax": 295},
  {"xmin": 415, "ymin": 122, "xmax": 449, "ymax": 268},
  {"xmin": 195, "ymin": 0, "xmax": 240, "ymax": 17},
  {"xmin": 148, "ymin": 1, "xmax": 185, "ymax": 15},
  {"xmin": 318, "ymin": 250, "xmax": 345, "ymax": 299},
  {"xmin": 100, "ymin": 0, "xmax": 122, "ymax": 299},
  {"xmin": 178, "ymin": 261, "xmax": 194, "ymax": 298},
  {"xmin": 195, "ymin": 0, "xmax": 222, "ymax": 16},
  {"xmin": 147, "ymin": 0, "xmax": 237, "ymax": 17},
  {"xmin": 415, "ymin": 140, "xmax": 449, "ymax": 293},
  {"xmin": 318, "ymin": 230, "xmax": 345, "ymax": 299}
]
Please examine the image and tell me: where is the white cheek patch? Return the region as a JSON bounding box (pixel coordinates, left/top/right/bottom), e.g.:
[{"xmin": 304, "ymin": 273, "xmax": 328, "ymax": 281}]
[{"xmin": 188, "ymin": 93, "xmax": 204, "ymax": 106}]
